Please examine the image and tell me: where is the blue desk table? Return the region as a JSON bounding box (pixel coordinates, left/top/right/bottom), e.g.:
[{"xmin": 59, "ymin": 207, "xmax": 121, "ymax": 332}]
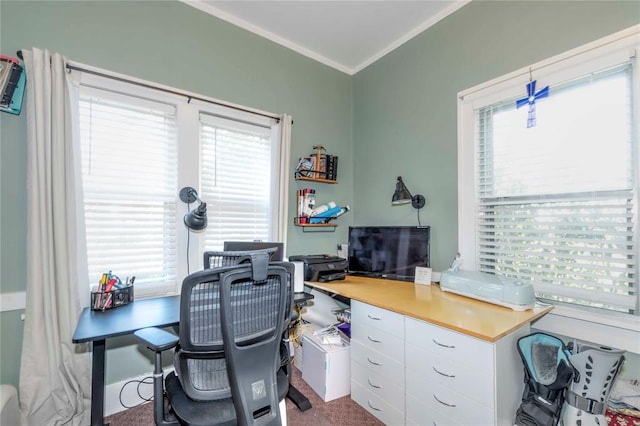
[{"xmin": 73, "ymin": 296, "xmax": 180, "ymax": 426}]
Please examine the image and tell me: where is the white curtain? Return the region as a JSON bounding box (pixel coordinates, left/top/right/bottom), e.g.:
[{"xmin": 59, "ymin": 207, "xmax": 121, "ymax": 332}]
[
  {"xmin": 274, "ymin": 114, "xmax": 292, "ymax": 245},
  {"xmin": 19, "ymin": 48, "xmax": 91, "ymax": 426}
]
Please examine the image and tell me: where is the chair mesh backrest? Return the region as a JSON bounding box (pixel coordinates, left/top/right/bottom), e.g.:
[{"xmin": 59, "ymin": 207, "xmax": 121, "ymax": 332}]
[
  {"xmin": 176, "ymin": 269, "xmax": 228, "ymax": 401},
  {"xmin": 228, "ymin": 275, "xmax": 281, "ymax": 344},
  {"xmin": 204, "ymin": 248, "xmax": 293, "ymax": 330},
  {"xmin": 175, "ymin": 255, "xmax": 293, "ymax": 403},
  {"xmin": 188, "ymin": 280, "xmax": 223, "ymax": 346}
]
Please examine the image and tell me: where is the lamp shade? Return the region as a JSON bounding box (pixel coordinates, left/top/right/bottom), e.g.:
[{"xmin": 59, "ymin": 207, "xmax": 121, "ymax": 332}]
[
  {"xmin": 180, "ymin": 186, "xmax": 208, "ymax": 231},
  {"xmin": 391, "ymin": 176, "xmax": 425, "ymax": 209},
  {"xmin": 184, "ymin": 203, "xmax": 207, "ymax": 231},
  {"xmin": 392, "ymin": 176, "xmax": 412, "ymax": 205}
]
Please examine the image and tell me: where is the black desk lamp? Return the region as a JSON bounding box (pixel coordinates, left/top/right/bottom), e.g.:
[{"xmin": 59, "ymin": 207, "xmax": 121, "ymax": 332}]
[
  {"xmin": 392, "ymin": 176, "xmax": 425, "ymax": 209},
  {"xmin": 180, "ymin": 186, "xmax": 207, "ymax": 231}
]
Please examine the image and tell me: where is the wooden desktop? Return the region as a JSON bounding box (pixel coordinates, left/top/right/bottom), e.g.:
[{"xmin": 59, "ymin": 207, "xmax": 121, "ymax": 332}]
[{"xmin": 305, "ymin": 275, "xmax": 551, "ymax": 342}]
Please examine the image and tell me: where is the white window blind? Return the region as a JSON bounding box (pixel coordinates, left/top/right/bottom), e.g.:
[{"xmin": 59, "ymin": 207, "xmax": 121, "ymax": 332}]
[
  {"xmin": 74, "ymin": 66, "xmax": 288, "ymax": 297},
  {"xmin": 79, "ymin": 86, "xmax": 178, "ymax": 296},
  {"xmin": 199, "ymin": 113, "xmax": 272, "ymax": 251},
  {"xmin": 474, "ymin": 62, "xmax": 637, "ymax": 314}
]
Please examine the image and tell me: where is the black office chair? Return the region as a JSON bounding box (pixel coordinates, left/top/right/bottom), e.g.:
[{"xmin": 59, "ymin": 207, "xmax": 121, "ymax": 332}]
[
  {"xmin": 135, "ymin": 250, "xmax": 293, "ymax": 425},
  {"xmin": 203, "ymin": 248, "xmax": 312, "ymax": 412}
]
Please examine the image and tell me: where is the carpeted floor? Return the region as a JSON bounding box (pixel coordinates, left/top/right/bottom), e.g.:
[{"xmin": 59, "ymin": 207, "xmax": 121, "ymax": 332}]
[{"xmin": 105, "ymin": 365, "xmax": 383, "ymax": 425}]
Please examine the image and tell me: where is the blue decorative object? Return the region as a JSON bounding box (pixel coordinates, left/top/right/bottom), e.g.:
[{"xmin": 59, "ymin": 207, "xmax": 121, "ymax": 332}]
[
  {"xmin": 516, "ymin": 79, "xmax": 549, "ymax": 128},
  {"xmin": 0, "ymin": 55, "xmax": 25, "ymax": 115}
]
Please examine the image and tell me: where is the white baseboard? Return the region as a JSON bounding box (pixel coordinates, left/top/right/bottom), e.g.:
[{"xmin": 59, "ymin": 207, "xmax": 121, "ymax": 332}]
[{"xmin": 104, "ymin": 369, "xmax": 171, "ymax": 416}]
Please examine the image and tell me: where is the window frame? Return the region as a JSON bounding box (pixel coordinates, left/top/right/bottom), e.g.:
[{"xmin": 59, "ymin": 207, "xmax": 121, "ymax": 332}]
[
  {"xmin": 76, "ymin": 68, "xmax": 288, "ymax": 298},
  {"xmin": 457, "ymin": 25, "xmax": 640, "ymax": 351}
]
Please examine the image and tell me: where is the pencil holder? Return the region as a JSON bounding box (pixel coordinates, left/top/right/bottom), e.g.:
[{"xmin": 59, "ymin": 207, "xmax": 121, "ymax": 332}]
[{"xmin": 91, "ymin": 285, "xmax": 134, "ymax": 311}]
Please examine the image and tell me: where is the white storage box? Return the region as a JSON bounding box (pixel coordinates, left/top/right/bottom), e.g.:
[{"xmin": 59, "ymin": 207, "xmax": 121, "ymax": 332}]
[{"xmin": 302, "ymin": 332, "xmax": 350, "ymax": 402}]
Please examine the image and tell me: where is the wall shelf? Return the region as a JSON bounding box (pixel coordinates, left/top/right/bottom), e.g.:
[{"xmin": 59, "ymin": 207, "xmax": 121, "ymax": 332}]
[
  {"xmin": 293, "ymin": 220, "xmax": 337, "ymax": 232},
  {"xmin": 295, "ymin": 176, "xmax": 338, "ymax": 184},
  {"xmin": 295, "ymin": 149, "xmax": 341, "ymax": 231}
]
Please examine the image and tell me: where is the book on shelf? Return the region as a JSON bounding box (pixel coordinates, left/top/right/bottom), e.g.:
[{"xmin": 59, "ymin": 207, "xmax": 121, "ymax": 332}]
[
  {"xmin": 296, "ymin": 157, "xmax": 314, "ymax": 178},
  {"xmin": 325, "ymin": 155, "xmax": 338, "ymax": 181},
  {"xmin": 297, "ymin": 188, "xmax": 316, "ymax": 223}
]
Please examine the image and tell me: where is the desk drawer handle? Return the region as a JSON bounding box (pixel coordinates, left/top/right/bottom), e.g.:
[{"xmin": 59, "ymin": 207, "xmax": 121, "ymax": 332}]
[
  {"xmin": 433, "ymin": 338, "xmax": 455, "ymax": 349},
  {"xmin": 367, "ymin": 357, "xmax": 382, "ymax": 366},
  {"xmin": 367, "ymin": 314, "xmax": 382, "ymax": 321},
  {"xmin": 433, "ymin": 366, "xmax": 455, "ymax": 378},
  {"xmin": 368, "ymin": 378, "xmax": 382, "ymax": 389},
  {"xmin": 433, "ymin": 394, "xmax": 456, "ymax": 408},
  {"xmin": 367, "ymin": 335, "xmax": 382, "ymax": 344},
  {"xmin": 367, "ymin": 400, "xmax": 383, "ymax": 412}
]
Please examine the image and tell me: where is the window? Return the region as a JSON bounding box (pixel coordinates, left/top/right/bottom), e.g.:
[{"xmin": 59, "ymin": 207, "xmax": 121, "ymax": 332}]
[
  {"xmin": 458, "ymin": 27, "xmax": 639, "ymax": 316},
  {"xmin": 77, "ymin": 72, "xmax": 288, "ymax": 297},
  {"xmin": 199, "ymin": 113, "xmax": 273, "ymax": 251}
]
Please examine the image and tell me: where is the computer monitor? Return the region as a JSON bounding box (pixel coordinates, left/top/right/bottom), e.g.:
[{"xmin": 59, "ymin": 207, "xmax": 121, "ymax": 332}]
[
  {"xmin": 223, "ymin": 241, "xmax": 284, "ymax": 261},
  {"xmin": 347, "ymin": 226, "xmax": 430, "ymax": 282}
]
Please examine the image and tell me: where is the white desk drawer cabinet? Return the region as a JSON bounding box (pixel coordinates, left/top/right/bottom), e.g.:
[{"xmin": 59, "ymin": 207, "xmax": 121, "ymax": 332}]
[
  {"xmin": 351, "ymin": 300, "xmax": 405, "ymax": 338},
  {"xmin": 406, "ymin": 367, "xmax": 494, "ymax": 425},
  {"xmin": 351, "ymin": 300, "xmax": 405, "ymax": 424},
  {"xmin": 407, "ymin": 317, "xmax": 493, "ymax": 364},
  {"xmin": 351, "ymin": 340, "xmax": 404, "ymax": 387},
  {"xmin": 406, "ymin": 393, "xmax": 465, "ymax": 426},
  {"xmin": 350, "ymin": 323, "xmax": 405, "ymax": 363},
  {"xmin": 405, "ymin": 317, "xmax": 529, "ymax": 426},
  {"xmin": 351, "ymin": 357, "xmax": 404, "ymax": 409},
  {"xmin": 406, "ymin": 339, "xmax": 494, "ymax": 408},
  {"xmin": 351, "ymin": 380, "xmax": 404, "ymax": 426}
]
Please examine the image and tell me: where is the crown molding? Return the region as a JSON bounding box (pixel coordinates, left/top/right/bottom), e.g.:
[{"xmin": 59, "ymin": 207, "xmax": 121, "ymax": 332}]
[{"xmin": 181, "ymin": 0, "xmax": 470, "ymax": 75}]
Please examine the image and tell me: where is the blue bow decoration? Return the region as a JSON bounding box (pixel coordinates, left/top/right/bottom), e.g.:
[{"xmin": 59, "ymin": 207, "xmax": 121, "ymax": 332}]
[{"xmin": 516, "ymin": 80, "xmax": 549, "ymax": 128}]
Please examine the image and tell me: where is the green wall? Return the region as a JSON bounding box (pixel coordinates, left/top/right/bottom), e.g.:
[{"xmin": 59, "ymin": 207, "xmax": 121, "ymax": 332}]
[
  {"xmin": 1, "ymin": 0, "xmax": 638, "ymax": 392},
  {"xmin": 352, "ymin": 0, "xmax": 640, "ymax": 271},
  {"xmin": 0, "ymin": 0, "xmax": 353, "ymax": 387}
]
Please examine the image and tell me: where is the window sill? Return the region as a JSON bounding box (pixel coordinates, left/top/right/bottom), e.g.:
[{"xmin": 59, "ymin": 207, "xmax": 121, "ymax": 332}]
[
  {"xmin": 532, "ymin": 305, "xmax": 640, "ymax": 354},
  {"xmin": 134, "ymin": 288, "xmax": 179, "ymax": 300}
]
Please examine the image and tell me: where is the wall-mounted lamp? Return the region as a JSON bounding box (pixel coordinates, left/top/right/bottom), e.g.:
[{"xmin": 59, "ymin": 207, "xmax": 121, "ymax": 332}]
[
  {"xmin": 180, "ymin": 186, "xmax": 207, "ymax": 231},
  {"xmin": 392, "ymin": 176, "xmax": 425, "ymax": 209}
]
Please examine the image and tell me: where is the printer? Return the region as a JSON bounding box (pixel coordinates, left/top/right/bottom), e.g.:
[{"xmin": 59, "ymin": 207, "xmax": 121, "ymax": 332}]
[{"xmin": 288, "ymin": 254, "xmax": 347, "ymax": 283}]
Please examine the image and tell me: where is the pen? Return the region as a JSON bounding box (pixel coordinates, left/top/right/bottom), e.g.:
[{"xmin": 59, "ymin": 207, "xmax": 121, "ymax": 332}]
[
  {"xmin": 94, "ymin": 293, "xmax": 102, "ymax": 309},
  {"xmin": 103, "ymin": 292, "xmax": 112, "ymax": 310},
  {"xmin": 100, "ymin": 273, "xmax": 108, "ymax": 292},
  {"xmin": 105, "ymin": 277, "xmax": 117, "ymax": 293}
]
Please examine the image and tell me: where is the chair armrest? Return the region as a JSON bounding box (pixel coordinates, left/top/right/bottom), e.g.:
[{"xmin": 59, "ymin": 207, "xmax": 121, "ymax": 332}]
[{"xmin": 134, "ymin": 327, "xmax": 178, "ymax": 352}]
